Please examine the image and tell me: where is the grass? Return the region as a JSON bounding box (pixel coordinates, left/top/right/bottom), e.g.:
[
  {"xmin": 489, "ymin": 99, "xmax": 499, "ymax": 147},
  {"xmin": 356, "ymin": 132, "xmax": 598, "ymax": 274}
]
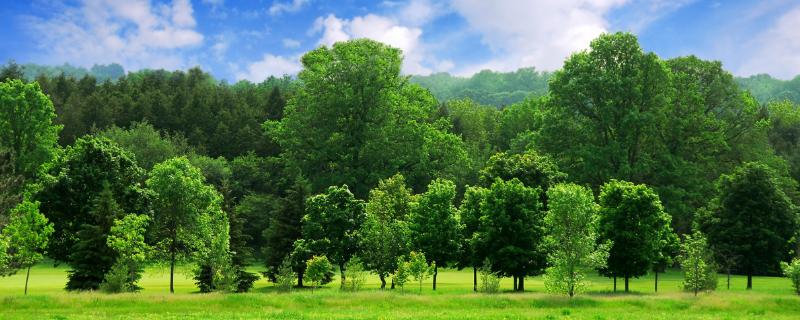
[{"xmin": 1, "ymin": 263, "xmax": 799, "ymax": 319}]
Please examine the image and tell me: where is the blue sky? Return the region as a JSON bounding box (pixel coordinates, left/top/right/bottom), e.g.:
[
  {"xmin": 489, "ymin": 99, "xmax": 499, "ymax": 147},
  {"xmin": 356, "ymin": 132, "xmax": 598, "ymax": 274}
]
[{"xmin": 1, "ymin": 0, "xmax": 799, "ymax": 82}]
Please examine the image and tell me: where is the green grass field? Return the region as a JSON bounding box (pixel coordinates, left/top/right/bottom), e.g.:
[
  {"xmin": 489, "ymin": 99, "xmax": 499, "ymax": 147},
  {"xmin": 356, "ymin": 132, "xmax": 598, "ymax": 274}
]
[{"xmin": 1, "ymin": 263, "xmax": 798, "ymax": 319}]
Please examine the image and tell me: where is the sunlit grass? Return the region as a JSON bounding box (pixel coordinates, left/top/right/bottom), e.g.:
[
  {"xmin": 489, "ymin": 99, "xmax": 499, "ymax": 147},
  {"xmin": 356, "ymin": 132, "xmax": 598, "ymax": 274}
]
[{"xmin": 1, "ymin": 262, "xmax": 798, "ymax": 319}]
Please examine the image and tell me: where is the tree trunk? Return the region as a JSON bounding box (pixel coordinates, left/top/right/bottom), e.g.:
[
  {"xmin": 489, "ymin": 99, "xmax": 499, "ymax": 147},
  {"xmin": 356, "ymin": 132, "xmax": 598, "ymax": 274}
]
[
  {"xmin": 379, "ymin": 274, "xmax": 386, "ymax": 289},
  {"xmin": 340, "ymin": 263, "xmax": 346, "ymax": 289},
  {"xmin": 654, "ymin": 271, "xmax": 658, "ymax": 293},
  {"xmin": 433, "ymin": 264, "xmax": 438, "ymax": 290},
  {"xmin": 747, "ymin": 273, "xmax": 752, "ymax": 290},
  {"xmin": 517, "ymin": 275, "xmax": 525, "ymax": 292},
  {"xmin": 726, "ymin": 271, "xmax": 730, "ymax": 290},
  {"xmin": 624, "ymin": 276, "xmax": 629, "ymax": 292},
  {"xmin": 24, "ymin": 265, "xmax": 31, "ymax": 295},
  {"xmin": 473, "ymin": 266, "xmax": 477, "ymax": 292},
  {"xmin": 513, "ymin": 276, "xmax": 518, "ymax": 291},
  {"xmin": 391, "ymin": 278, "xmax": 395, "ymax": 289},
  {"xmin": 613, "ymin": 276, "xmax": 617, "ymax": 292},
  {"xmin": 169, "ymin": 244, "xmax": 176, "ymax": 294},
  {"xmin": 297, "ymin": 272, "xmax": 304, "ymax": 287}
]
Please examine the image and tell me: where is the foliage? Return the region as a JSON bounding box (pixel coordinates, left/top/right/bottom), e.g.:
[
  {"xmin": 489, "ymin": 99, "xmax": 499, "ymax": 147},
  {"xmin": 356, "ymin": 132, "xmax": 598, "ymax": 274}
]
[
  {"xmin": 406, "ymin": 251, "xmax": 434, "ymax": 293},
  {"xmin": 699, "ymin": 162, "xmax": 798, "ymax": 289},
  {"xmin": 104, "ymin": 213, "xmax": 150, "ymax": 292},
  {"xmin": 1, "ymin": 199, "xmax": 53, "ymax": 294},
  {"xmin": 0, "ymin": 152, "xmax": 24, "ymax": 227},
  {"xmin": 99, "ymin": 262, "xmax": 134, "ymax": 294},
  {"xmin": 597, "ymin": 180, "xmax": 675, "ymax": 292},
  {"xmin": 0, "ymin": 79, "xmax": 62, "ymax": 179},
  {"xmin": 274, "ymin": 256, "xmax": 295, "ymax": 292},
  {"xmin": 781, "ymin": 258, "xmax": 800, "ymax": 295},
  {"xmin": 262, "ymin": 175, "xmax": 309, "ymax": 283},
  {"xmin": 392, "ymin": 256, "xmax": 410, "ymax": 292},
  {"xmin": 98, "ymin": 122, "xmax": 193, "ymax": 170},
  {"xmin": 543, "ymin": 183, "xmax": 609, "ymax": 297},
  {"xmin": 478, "ymin": 259, "xmax": 501, "ymax": 294},
  {"xmin": 409, "ymin": 178, "xmax": 460, "ymax": 289},
  {"xmin": 474, "ymin": 178, "xmax": 545, "ymax": 291},
  {"xmin": 679, "ymin": 231, "xmax": 717, "ymax": 295},
  {"xmin": 410, "ymin": 67, "xmax": 551, "ymax": 107},
  {"xmin": 342, "ymin": 257, "xmax": 368, "ymax": 292},
  {"xmin": 305, "ymin": 255, "xmax": 334, "ymax": 292}
]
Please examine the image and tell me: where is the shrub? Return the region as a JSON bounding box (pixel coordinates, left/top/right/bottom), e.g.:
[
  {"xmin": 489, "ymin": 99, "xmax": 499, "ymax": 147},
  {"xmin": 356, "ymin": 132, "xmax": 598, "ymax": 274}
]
[
  {"xmin": 306, "ymin": 256, "xmax": 334, "ymax": 293},
  {"xmin": 781, "ymin": 258, "xmax": 800, "ymax": 295},
  {"xmin": 393, "ymin": 256, "xmax": 410, "ymax": 293},
  {"xmin": 680, "ymin": 231, "xmax": 717, "ymax": 295},
  {"xmin": 100, "ymin": 263, "xmax": 132, "ymax": 293},
  {"xmin": 343, "ymin": 257, "xmax": 367, "ymax": 292},
  {"xmin": 478, "ymin": 259, "xmax": 501, "ymax": 294},
  {"xmin": 275, "ymin": 256, "xmax": 295, "ymax": 292}
]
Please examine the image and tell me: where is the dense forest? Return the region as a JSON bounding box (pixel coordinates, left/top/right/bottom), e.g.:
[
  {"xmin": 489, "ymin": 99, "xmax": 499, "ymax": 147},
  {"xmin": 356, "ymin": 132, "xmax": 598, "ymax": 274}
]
[{"xmin": 1, "ymin": 33, "xmax": 799, "ymax": 295}]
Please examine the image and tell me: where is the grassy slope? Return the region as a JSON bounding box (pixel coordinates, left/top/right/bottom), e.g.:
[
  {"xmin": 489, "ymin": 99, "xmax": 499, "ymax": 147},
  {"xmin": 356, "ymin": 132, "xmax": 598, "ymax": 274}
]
[{"xmin": 1, "ymin": 264, "xmax": 798, "ymax": 319}]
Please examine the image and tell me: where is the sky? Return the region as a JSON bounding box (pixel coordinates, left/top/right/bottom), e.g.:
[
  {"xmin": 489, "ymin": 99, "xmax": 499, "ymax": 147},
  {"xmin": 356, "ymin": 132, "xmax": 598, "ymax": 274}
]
[{"xmin": 1, "ymin": 0, "xmax": 799, "ymax": 82}]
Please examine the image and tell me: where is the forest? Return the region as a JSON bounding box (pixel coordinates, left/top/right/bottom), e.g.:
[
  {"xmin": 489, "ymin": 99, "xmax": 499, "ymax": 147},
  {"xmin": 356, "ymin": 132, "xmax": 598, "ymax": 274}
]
[{"xmin": 1, "ymin": 32, "xmax": 800, "ymax": 318}]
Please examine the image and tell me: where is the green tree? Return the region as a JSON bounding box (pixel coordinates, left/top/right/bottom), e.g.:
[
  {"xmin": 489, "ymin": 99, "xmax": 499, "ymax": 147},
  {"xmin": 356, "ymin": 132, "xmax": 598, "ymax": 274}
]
[
  {"xmin": 543, "ymin": 183, "xmax": 609, "ymax": 297},
  {"xmin": 1, "ymin": 200, "xmax": 54, "ymax": 294},
  {"xmin": 458, "ymin": 185, "xmax": 488, "ymax": 292},
  {"xmin": 300, "ymin": 185, "xmax": 366, "ymax": 288},
  {"xmin": 98, "ymin": 122, "xmax": 193, "ymax": 170},
  {"xmin": 147, "ymin": 157, "xmax": 226, "ymax": 293},
  {"xmin": 0, "ymin": 79, "xmax": 62, "ymax": 179},
  {"xmin": 263, "ymin": 176, "xmax": 310, "ymax": 286},
  {"xmin": 359, "ymin": 174, "xmax": 414, "ymax": 289},
  {"xmin": 306, "ymin": 255, "xmax": 334, "ymax": 293},
  {"xmin": 698, "ymin": 162, "xmax": 797, "ymax": 289},
  {"xmin": 409, "ymin": 178, "xmax": 461, "ymax": 290},
  {"xmin": 781, "ymin": 258, "xmax": 800, "ymax": 295},
  {"xmin": 597, "ymin": 180, "xmax": 674, "ymax": 292},
  {"xmin": 193, "ymin": 204, "xmax": 232, "ymax": 293},
  {"xmin": 103, "ymin": 214, "xmax": 150, "ymax": 293},
  {"xmin": 392, "ymin": 256, "xmax": 410, "ymax": 293},
  {"xmin": 275, "ymin": 255, "xmax": 295, "ymax": 292},
  {"xmin": 37, "ymin": 136, "xmax": 148, "ymax": 291},
  {"xmin": 407, "ymin": 251, "xmax": 434, "ymax": 293},
  {"xmin": 474, "ymin": 178, "xmax": 545, "ymax": 292},
  {"xmin": 679, "ymin": 231, "xmax": 717, "ymax": 296}
]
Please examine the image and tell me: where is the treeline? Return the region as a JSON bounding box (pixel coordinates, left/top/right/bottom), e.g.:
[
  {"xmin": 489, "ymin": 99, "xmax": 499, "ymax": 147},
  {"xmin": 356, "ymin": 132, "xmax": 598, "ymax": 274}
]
[
  {"xmin": 1, "ymin": 33, "xmax": 800, "ymax": 296},
  {"xmin": 737, "ymin": 74, "xmax": 800, "ymax": 105},
  {"xmin": 410, "ymin": 67, "xmax": 551, "ymax": 106}
]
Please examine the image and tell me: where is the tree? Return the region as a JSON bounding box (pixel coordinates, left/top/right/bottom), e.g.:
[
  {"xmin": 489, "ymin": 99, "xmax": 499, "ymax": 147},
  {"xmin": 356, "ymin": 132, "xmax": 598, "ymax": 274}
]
[
  {"xmin": 275, "ymin": 256, "xmax": 295, "ymax": 292},
  {"xmin": 98, "ymin": 122, "xmax": 193, "ymax": 170},
  {"xmin": 698, "ymin": 162, "xmax": 797, "ymax": 289},
  {"xmin": 409, "ymin": 178, "xmax": 461, "ymax": 290},
  {"xmin": 781, "ymin": 258, "xmax": 800, "ymax": 295},
  {"xmin": 299, "ymin": 185, "xmax": 366, "ymax": 288},
  {"xmin": 306, "ymin": 255, "xmax": 334, "ymax": 293},
  {"xmin": 0, "ymin": 79, "xmax": 62, "ymax": 179},
  {"xmin": 103, "ymin": 213, "xmax": 150, "ymax": 293},
  {"xmin": 679, "ymin": 231, "xmax": 717, "ymax": 296},
  {"xmin": 193, "ymin": 204, "xmax": 232, "ymax": 293},
  {"xmin": 0, "ymin": 152, "xmax": 23, "ymax": 226},
  {"xmin": 263, "ymin": 175, "xmax": 310, "ymax": 286},
  {"xmin": 475, "ymin": 178, "xmax": 545, "ymax": 292},
  {"xmin": 359, "ymin": 174, "xmax": 414, "ymax": 289},
  {"xmin": 147, "ymin": 157, "xmax": 226, "ymax": 293},
  {"xmin": 36, "ymin": 136, "xmax": 148, "ymax": 291},
  {"xmin": 1, "ymin": 200, "xmax": 54, "ymax": 294},
  {"xmin": 597, "ymin": 180, "xmax": 674, "ymax": 293},
  {"xmin": 407, "ymin": 251, "xmax": 434, "ymax": 293},
  {"xmin": 543, "ymin": 183, "xmax": 609, "ymax": 297},
  {"xmin": 458, "ymin": 186, "xmax": 489, "ymax": 292},
  {"xmin": 652, "ymin": 229, "xmax": 679, "ymax": 293},
  {"xmin": 392, "ymin": 256, "xmax": 410, "ymax": 293}
]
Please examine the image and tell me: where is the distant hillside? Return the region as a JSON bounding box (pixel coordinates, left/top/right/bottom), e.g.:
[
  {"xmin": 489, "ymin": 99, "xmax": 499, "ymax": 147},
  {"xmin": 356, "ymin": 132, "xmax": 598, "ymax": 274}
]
[
  {"xmin": 735, "ymin": 74, "xmax": 800, "ymax": 104},
  {"xmin": 7, "ymin": 62, "xmax": 126, "ymax": 82},
  {"xmin": 410, "ymin": 67, "xmax": 551, "ymax": 107}
]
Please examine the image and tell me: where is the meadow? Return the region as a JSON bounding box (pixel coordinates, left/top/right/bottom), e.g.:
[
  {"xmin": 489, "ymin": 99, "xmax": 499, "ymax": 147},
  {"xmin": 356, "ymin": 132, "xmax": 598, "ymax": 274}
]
[{"xmin": 1, "ymin": 263, "xmax": 798, "ymax": 319}]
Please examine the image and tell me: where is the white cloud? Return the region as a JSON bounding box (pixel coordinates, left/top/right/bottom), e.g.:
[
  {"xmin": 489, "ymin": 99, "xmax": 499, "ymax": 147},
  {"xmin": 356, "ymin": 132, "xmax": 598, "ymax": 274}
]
[
  {"xmin": 311, "ymin": 13, "xmax": 451, "ymax": 75},
  {"xmin": 236, "ymin": 54, "xmax": 302, "ymax": 82},
  {"xmin": 449, "ymin": 0, "xmax": 628, "ymax": 74},
  {"xmin": 397, "ymin": 0, "xmax": 446, "ymax": 26},
  {"xmin": 25, "ymin": 0, "xmax": 203, "ymax": 71},
  {"xmin": 282, "ymin": 38, "xmax": 301, "ymax": 48},
  {"xmin": 737, "ymin": 6, "xmax": 800, "ymax": 79},
  {"xmin": 269, "ymin": 0, "xmax": 310, "ymax": 16}
]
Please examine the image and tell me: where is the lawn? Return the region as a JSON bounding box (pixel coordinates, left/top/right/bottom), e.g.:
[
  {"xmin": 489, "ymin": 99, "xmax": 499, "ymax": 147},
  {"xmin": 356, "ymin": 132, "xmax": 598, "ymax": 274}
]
[{"xmin": 1, "ymin": 263, "xmax": 798, "ymax": 319}]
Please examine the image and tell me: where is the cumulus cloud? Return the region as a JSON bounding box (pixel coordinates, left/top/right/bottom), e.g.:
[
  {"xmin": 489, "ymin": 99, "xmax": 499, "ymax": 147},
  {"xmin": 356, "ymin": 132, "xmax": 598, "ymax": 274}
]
[
  {"xmin": 236, "ymin": 54, "xmax": 302, "ymax": 82},
  {"xmin": 311, "ymin": 13, "xmax": 450, "ymax": 75},
  {"xmin": 737, "ymin": 6, "xmax": 800, "ymax": 79},
  {"xmin": 269, "ymin": 0, "xmax": 310, "ymax": 16},
  {"xmin": 25, "ymin": 0, "xmax": 203, "ymax": 70},
  {"xmin": 449, "ymin": 0, "xmax": 628, "ymax": 74}
]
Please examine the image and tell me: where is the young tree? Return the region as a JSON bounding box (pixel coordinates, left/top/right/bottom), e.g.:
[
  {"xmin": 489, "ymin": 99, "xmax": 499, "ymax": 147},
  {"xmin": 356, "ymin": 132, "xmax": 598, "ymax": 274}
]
[
  {"xmin": 597, "ymin": 180, "xmax": 674, "ymax": 293},
  {"xmin": 0, "ymin": 79, "xmax": 62, "ymax": 179},
  {"xmin": 392, "ymin": 256, "xmax": 410, "ymax": 293},
  {"xmin": 698, "ymin": 162, "xmax": 797, "ymax": 289},
  {"xmin": 1, "ymin": 200, "xmax": 54, "ymax": 294},
  {"xmin": 407, "ymin": 251, "xmax": 434, "ymax": 293},
  {"xmin": 781, "ymin": 258, "xmax": 800, "ymax": 295},
  {"xmin": 193, "ymin": 206, "xmax": 233, "ymax": 293},
  {"xmin": 543, "ymin": 183, "xmax": 610, "ymax": 297},
  {"xmin": 147, "ymin": 157, "xmax": 226, "ymax": 293},
  {"xmin": 679, "ymin": 231, "xmax": 717, "ymax": 296},
  {"xmin": 275, "ymin": 256, "xmax": 296, "ymax": 292},
  {"xmin": 359, "ymin": 174, "xmax": 413, "ymax": 289},
  {"xmin": 409, "ymin": 178, "xmax": 461, "ymax": 290},
  {"xmin": 103, "ymin": 214, "xmax": 150, "ymax": 293},
  {"xmin": 475, "ymin": 178, "xmax": 545, "ymax": 291},
  {"xmin": 306, "ymin": 255, "xmax": 334, "ymax": 293},
  {"xmin": 300, "ymin": 185, "xmax": 366, "ymax": 288}
]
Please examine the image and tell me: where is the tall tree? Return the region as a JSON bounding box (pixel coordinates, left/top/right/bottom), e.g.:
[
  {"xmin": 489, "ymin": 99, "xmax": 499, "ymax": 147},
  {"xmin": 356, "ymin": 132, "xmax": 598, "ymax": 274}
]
[
  {"xmin": 543, "ymin": 183, "xmax": 609, "ymax": 297},
  {"xmin": 299, "ymin": 185, "xmax": 366, "ymax": 288},
  {"xmin": 0, "ymin": 79, "xmax": 62, "ymax": 179},
  {"xmin": 409, "ymin": 178, "xmax": 461, "ymax": 290},
  {"xmin": 458, "ymin": 185, "xmax": 489, "ymax": 292},
  {"xmin": 698, "ymin": 162, "xmax": 797, "ymax": 289},
  {"xmin": 147, "ymin": 157, "xmax": 225, "ymax": 293},
  {"xmin": 474, "ymin": 178, "xmax": 545, "ymax": 291},
  {"xmin": 262, "ymin": 175, "xmax": 310, "ymax": 286},
  {"xmin": 1, "ymin": 200, "xmax": 54, "ymax": 294},
  {"xmin": 597, "ymin": 180, "xmax": 674, "ymax": 292}
]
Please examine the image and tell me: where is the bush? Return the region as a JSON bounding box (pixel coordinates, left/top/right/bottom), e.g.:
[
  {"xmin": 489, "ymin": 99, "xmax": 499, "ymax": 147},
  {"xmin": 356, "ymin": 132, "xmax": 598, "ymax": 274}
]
[
  {"xmin": 100, "ymin": 263, "xmax": 132, "ymax": 293},
  {"xmin": 392, "ymin": 256, "xmax": 410, "ymax": 293},
  {"xmin": 275, "ymin": 256, "xmax": 295, "ymax": 292},
  {"xmin": 478, "ymin": 259, "xmax": 501, "ymax": 294},
  {"xmin": 343, "ymin": 257, "xmax": 368, "ymax": 292},
  {"xmin": 234, "ymin": 269, "xmax": 260, "ymax": 293},
  {"xmin": 306, "ymin": 256, "xmax": 334, "ymax": 293},
  {"xmin": 782, "ymin": 258, "xmax": 800, "ymax": 295},
  {"xmin": 680, "ymin": 231, "xmax": 717, "ymax": 295}
]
